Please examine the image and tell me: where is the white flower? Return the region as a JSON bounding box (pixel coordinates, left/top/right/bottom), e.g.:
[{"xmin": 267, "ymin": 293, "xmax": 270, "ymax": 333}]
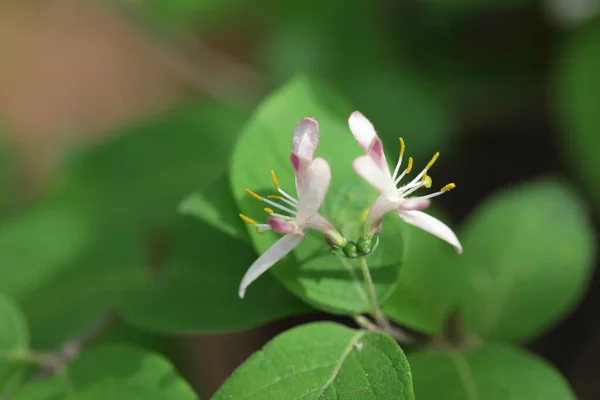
[
  {"xmin": 238, "ymin": 118, "xmax": 345, "ymax": 298},
  {"xmin": 349, "ymin": 111, "xmax": 463, "ymax": 254}
]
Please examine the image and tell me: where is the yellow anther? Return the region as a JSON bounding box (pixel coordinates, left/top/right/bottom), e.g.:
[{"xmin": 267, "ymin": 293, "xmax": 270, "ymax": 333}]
[
  {"xmin": 405, "ymin": 157, "xmax": 413, "ymax": 174},
  {"xmin": 399, "ymin": 138, "xmax": 406, "ymax": 157},
  {"xmin": 267, "ymin": 195, "xmax": 282, "ymax": 200},
  {"xmin": 245, "ymin": 188, "xmax": 263, "ymax": 201},
  {"xmin": 425, "ymin": 152, "xmax": 440, "ymax": 170},
  {"xmin": 270, "ymin": 170, "xmax": 280, "ymax": 190},
  {"xmin": 264, "ymin": 208, "xmax": 274, "ymax": 214},
  {"xmin": 239, "ymin": 214, "xmax": 257, "ymax": 226},
  {"xmin": 422, "ymin": 174, "xmax": 433, "ymax": 189},
  {"xmin": 441, "ymin": 183, "xmax": 456, "ymax": 192}
]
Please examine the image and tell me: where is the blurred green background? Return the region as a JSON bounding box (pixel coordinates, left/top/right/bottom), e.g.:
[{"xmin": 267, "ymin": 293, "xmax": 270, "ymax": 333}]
[{"xmin": 1, "ymin": 0, "xmax": 600, "ymax": 398}]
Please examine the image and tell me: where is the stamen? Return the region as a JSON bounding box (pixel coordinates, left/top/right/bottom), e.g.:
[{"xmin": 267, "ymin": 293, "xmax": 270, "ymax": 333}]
[
  {"xmin": 264, "ymin": 208, "xmax": 274, "ymax": 214},
  {"xmin": 270, "ymin": 213, "xmax": 295, "ymax": 221},
  {"xmin": 245, "ymin": 188, "xmax": 263, "ymax": 201},
  {"xmin": 406, "ymin": 157, "xmax": 413, "ymax": 174},
  {"xmin": 422, "ymin": 174, "xmax": 432, "ymax": 189},
  {"xmin": 267, "ymin": 195, "xmax": 282, "ymax": 200},
  {"xmin": 270, "ymin": 170, "xmax": 280, "ymax": 190},
  {"xmin": 442, "ymin": 183, "xmax": 456, "ymax": 192},
  {"xmin": 394, "ymin": 157, "xmax": 414, "ymax": 186},
  {"xmin": 399, "ymin": 137, "xmax": 405, "ymax": 157},
  {"xmin": 425, "ymin": 152, "xmax": 440, "ymax": 171},
  {"xmin": 239, "ymin": 214, "xmax": 257, "ymax": 226}
]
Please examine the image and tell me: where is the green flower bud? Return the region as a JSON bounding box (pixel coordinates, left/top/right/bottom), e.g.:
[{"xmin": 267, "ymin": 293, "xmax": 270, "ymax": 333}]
[{"xmin": 342, "ymin": 241, "xmax": 358, "ymax": 258}]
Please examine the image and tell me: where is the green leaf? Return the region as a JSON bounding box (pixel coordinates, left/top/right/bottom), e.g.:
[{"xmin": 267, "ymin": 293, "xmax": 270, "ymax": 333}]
[
  {"xmin": 454, "ymin": 179, "xmax": 594, "ymax": 341},
  {"xmin": 214, "ymin": 322, "xmax": 414, "ymax": 400},
  {"xmin": 51, "ymin": 100, "xmax": 246, "ymax": 232},
  {"xmin": 383, "ymin": 208, "xmax": 460, "ymax": 334},
  {"xmin": 179, "ymin": 175, "xmax": 249, "ymax": 244},
  {"xmin": 0, "ymin": 294, "xmax": 29, "ymax": 396},
  {"xmin": 121, "ymin": 215, "xmax": 310, "ymax": 333},
  {"xmin": 2, "ymin": 100, "xmax": 246, "ymax": 348},
  {"xmin": 383, "ymin": 180, "xmax": 595, "ymax": 341},
  {"xmin": 557, "ymin": 20, "xmax": 600, "ymax": 203},
  {"xmin": 408, "ymin": 344, "xmax": 575, "ymax": 399},
  {"xmin": 230, "ymin": 76, "xmax": 404, "ymax": 314},
  {"xmin": 13, "ymin": 345, "xmax": 197, "ymax": 400}
]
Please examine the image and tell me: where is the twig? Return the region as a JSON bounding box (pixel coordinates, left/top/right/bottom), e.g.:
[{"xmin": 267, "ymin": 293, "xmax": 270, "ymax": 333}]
[{"xmin": 30, "ymin": 313, "xmax": 116, "ymax": 380}]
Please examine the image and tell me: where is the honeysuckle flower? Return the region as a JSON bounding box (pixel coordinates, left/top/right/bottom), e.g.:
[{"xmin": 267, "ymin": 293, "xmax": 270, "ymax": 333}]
[
  {"xmin": 349, "ymin": 111, "xmax": 463, "ymax": 254},
  {"xmin": 238, "ymin": 118, "xmax": 346, "ymax": 298}
]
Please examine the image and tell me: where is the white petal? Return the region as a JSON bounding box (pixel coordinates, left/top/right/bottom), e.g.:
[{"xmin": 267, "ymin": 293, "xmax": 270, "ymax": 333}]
[
  {"xmin": 349, "ymin": 111, "xmax": 378, "ymax": 152},
  {"xmin": 367, "ymin": 137, "xmax": 391, "ymax": 177},
  {"xmin": 292, "ymin": 117, "xmax": 319, "ymax": 160},
  {"xmin": 364, "ymin": 195, "xmax": 398, "ymax": 235},
  {"xmin": 353, "ymin": 155, "xmax": 398, "ymax": 200},
  {"xmin": 397, "ymin": 210, "xmax": 463, "ymax": 254},
  {"xmin": 296, "ymin": 157, "xmax": 331, "ymax": 225},
  {"xmin": 238, "ymin": 234, "xmax": 304, "ymax": 298},
  {"xmin": 399, "ymin": 197, "xmax": 431, "ymax": 211},
  {"xmin": 303, "ymin": 213, "xmax": 335, "ymax": 234}
]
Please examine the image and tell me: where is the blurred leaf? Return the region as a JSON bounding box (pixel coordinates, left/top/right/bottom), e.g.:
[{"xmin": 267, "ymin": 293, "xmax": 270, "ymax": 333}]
[
  {"xmin": 51, "ymin": 100, "xmax": 246, "ymax": 232},
  {"xmin": 384, "ymin": 180, "xmax": 594, "ymax": 341},
  {"xmin": 408, "ymin": 344, "xmax": 575, "ymax": 399},
  {"xmin": 1, "ymin": 100, "xmax": 246, "ymax": 349},
  {"xmin": 557, "ymin": 19, "xmax": 600, "ymax": 202},
  {"xmin": 263, "ymin": 4, "xmax": 454, "ymax": 159},
  {"xmin": 122, "ymin": 215, "xmax": 309, "ymax": 333},
  {"xmin": 383, "ymin": 208, "xmax": 460, "ymax": 334},
  {"xmin": 230, "ymin": 76, "xmax": 404, "ymax": 314},
  {"xmin": 213, "ymin": 322, "xmax": 414, "ymax": 400},
  {"xmin": 13, "ymin": 345, "xmax": 197, "ymax": 400},
  {"xmin": 179, "ymin": 174, "xmax": 249, "ymax": 244},
  {"xmin": 454, "ymin": 179, "xmax": 594, "ymax": 341},
  {"xmin": 0, "ymin": 294, "xmax": 29, "ymax": 396}
]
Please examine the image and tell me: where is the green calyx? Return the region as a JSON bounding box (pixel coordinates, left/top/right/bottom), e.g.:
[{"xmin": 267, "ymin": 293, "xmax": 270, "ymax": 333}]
[
  {"xmin": 342, "ymin": 241, "xmax": 359, "ymax": 258},
  {"xmin": 357, "ymin": 235, "xmax": 379, "ymax": 256}
]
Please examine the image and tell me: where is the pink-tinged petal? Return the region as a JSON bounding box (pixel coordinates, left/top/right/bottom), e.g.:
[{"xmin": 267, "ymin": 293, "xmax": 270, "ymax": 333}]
[
  {"xmin": 290, "ymin": 152, "xmax": 310, "ymax": 175},
  {"xmin": 268, "ymin": 217, "xmax": 301, "ymax": 234},
  {"xmin": 349, "ymin": 111, "xmax": 378, "ymax": 152},
  {"xmin": 397, "ymin": 210, "xmax": 463, "ymax": 254},
  {"xmin": 366, "ymin": 137, "xmax": 391, "ymax": 176},
  {"xmin": 303, "ymin": 213, "xmax": 335, "ymax": 235},
  {"xmin": 399, "ymin": 197, "xmax": 431, "ymax": 211},
  {"xmin": 364, "ymin": 195, "xmax": 397, "ymax": 235},
  {"xmin": 353, "ymin": 155, "xmax": 398, "ymax": 200},
  {"xmin": 292, "ymin": 117, "xmax": 319, "ymax": 160},
  {"xmin": 239, "ymin": 234, "xmax": 304, "ymax": 298},
  {"xmin": 296, "ymin": 157, "xmax": 331, "ymax": 225}
]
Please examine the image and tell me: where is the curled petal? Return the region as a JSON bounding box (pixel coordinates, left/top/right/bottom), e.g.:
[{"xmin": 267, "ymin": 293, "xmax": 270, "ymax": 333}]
[
  {"xmin": 364, "ymin": 195, "xmax": 397, "ymax": 235},
  {"xmin": 349, "ymin": 111, "xmax": 378, "ymax": 152},
  {"xmin": 292, "ymin": 118, "xmax": 319, "ymax": 160},
  {"xmin": 353, "ymin": 155, "xmax": 398, "ymax": 200},
  {"xmin": 397, "ymin": 210, "xmax": 463, "ymax": 254},
  {"xmin": 367, "ymin": 137, "xmax": 391, "ymax": 176},
  {"xmin": 399, "ymin": 197, "xmax": 431, "ymax": 211},
  {"xmin": 268, "ymin": 217, "xmax": 302, "ymax": 235},
  {"xmin": 303, "ymin": 213, "xmax": 335, "ymax": 235},
  {"xmin": 290, "ymin": 152, "xmax": 310, "ymax": 175},
  {"xmin": 296, "ymin": 157, "xmax": 331, "ymax": 225},
  {"xmin": 238, "ymin": 234, "xmax": 304, "ymax": 298}
]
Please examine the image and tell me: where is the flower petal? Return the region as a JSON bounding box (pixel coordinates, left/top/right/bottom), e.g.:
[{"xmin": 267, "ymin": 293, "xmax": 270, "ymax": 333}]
[
  {"xmin": 296, "ymin": 157, "xmax": 331, "ymax": 225},
  {"xmin": 238, "ymin": 234, "xmax": 304, "ymax": 298},
  {"xmin": 349, "ymin": 111, "xmax": 378, "ymax": 152},
  {"xmin": 292, "ymin": 117, "xmax": 319, "ymax": 160},
  {"xmin": 353, "ymin": 155, "xmax": 397, "ymax": 200},
  {"xmin": 399, "ymin": 197, "xmax": 431, "ymax": 211},
  {"xmin": 397, "ymin": 210, "xmax": 463, "ymax": 254},
  {"xmin": 303, "ymin": 213, "xmax": 335, "ymax": 234},
  {"xmin": 366, "ymin": 137, "xmax": 390, "ymax": 173},
  {"xmin": 268, "ymin": 217, "xmax": 301, "ymax": 234},
  {"xmin": 364, "ymin": 195, "xmax": 397, "ymax": 235}
]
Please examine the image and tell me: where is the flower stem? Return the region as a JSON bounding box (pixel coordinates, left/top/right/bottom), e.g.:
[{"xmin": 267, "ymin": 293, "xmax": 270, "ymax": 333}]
[{"xmin": 358, "ymin": 256, "xmax": 390, "ymax": 331}]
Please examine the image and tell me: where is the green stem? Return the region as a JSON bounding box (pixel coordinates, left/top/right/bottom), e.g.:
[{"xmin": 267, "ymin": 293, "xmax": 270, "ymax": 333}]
[{"xmin": 358, "ymin": 256, "xmax": 390, "ymax": 331}]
